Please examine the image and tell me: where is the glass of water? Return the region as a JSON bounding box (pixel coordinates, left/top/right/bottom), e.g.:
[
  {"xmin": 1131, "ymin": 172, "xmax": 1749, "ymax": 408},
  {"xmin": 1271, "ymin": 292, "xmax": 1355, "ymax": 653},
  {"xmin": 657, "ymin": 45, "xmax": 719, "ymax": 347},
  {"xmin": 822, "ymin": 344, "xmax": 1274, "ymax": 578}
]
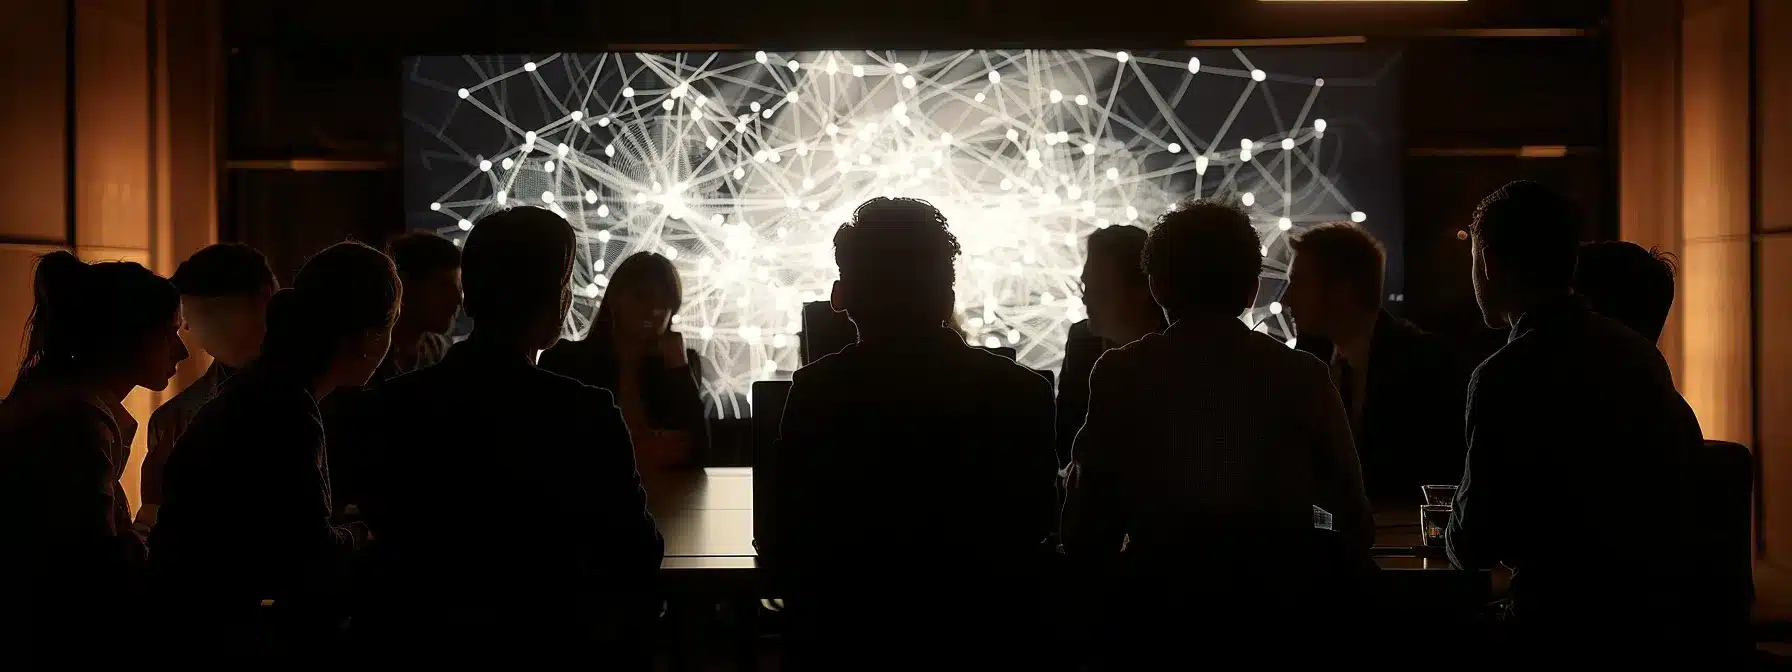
[
  {"xmin": 1422, "ymin": 484, "xmax": 1458, "ymax": 507},
  {"xmin": 1420, "ymin": 504, "xmax": 1452, "ymax": 548}
]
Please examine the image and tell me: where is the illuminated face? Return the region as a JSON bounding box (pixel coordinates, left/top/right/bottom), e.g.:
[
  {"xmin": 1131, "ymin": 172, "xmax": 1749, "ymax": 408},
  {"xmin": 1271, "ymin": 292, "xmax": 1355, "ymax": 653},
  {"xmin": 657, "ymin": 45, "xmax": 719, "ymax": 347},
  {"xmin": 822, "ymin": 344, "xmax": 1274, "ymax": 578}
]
[
  {"xmin": 180, "ymin": 290, "xmax": 271, "ymax": 368},
  {"xmin": 610, "ymin": 281, "xmax": 676, "ymax": 343}
]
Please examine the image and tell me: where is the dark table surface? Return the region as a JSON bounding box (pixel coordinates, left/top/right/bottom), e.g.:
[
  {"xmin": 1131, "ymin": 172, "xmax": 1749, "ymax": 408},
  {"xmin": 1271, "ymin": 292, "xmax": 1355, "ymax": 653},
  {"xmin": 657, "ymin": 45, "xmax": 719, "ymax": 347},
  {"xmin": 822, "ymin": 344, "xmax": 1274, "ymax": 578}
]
[{"xmin": 646, "ymin": 467, "xmax": 1469, "ymax": 573}]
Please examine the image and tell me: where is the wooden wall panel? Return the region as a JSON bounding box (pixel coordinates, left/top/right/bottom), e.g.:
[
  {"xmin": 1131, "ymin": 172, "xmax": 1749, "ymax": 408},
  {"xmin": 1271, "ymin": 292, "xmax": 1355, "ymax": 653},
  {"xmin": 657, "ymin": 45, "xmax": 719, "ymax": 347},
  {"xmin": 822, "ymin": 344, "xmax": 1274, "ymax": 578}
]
[{"xmin": 72, "ymin": 0, "xmax": 152, "ymax": 253}]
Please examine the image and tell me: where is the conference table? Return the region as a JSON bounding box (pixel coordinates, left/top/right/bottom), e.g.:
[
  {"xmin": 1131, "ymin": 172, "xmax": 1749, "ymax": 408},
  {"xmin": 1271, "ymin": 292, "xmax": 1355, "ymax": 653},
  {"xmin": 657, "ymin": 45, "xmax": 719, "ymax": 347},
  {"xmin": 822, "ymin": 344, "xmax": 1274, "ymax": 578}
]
[{"xmin": 645, "ymin": 467, "xmax": 1485, "ymax": 581}]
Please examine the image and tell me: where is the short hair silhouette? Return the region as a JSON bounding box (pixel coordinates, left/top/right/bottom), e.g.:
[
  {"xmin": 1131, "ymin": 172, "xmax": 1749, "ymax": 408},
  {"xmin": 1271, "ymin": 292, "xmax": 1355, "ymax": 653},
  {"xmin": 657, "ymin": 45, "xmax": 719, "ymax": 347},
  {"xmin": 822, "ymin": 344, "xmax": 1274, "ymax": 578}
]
[
  {"xmin": 260, "ymin": 242, "xmax": 400, "ymax": 379},
  {"xmin": 1289, "ymin": 221, "xmax": 1386, "ymax": 310},
  {"xmin": 386, "ymin": 231, "xmax": 462, "ymax": 280},
  {"xmin": 1470, "ymin": 180, "xmax": 1583, "ymax": 292},
  {"xmin": 17, "ymin": 251, "xmax": 179, "ymax": 387},
  {"xmin": 1085, "ymin": 224, "xmax": 1150, "ymax": 285},
  {"xmin": 1575, "ymin": 241, "xmax": 1677, "ymax": 343},
  {"xmin": 1142, "ymin": 199, "xmax": 1262, "ymax": 316},
  {"xmin": 170, "ymin": 243, "xmax": 277, "ymax": 298},
  {"xmin": 832, "ymin": 197, "xmax": 961, "ymax": 330},
  {"xmin": 594, "ymin": 251, "xmax": 682, "ymax": 332},
  {"xmin": 460, "ymin": 206, "xmax": 577, "ymax": 330}
]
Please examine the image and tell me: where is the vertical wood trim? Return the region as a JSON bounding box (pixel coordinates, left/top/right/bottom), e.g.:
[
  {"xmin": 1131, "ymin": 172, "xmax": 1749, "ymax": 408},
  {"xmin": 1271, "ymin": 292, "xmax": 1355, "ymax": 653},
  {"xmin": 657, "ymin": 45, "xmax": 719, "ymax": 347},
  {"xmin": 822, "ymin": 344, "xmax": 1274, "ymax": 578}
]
[{"xmin": 63, "ymin": 0, "xmax": 77, "ymax": 249}]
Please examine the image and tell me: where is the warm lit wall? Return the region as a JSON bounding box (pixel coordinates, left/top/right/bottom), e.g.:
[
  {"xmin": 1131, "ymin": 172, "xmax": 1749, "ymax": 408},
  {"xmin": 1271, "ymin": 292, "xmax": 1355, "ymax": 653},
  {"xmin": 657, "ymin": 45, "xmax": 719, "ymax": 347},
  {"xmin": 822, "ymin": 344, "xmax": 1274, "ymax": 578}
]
[
  {"xmin": 1617, "ymin": 0, "xmax": 1790, "ymax": 622},
  {"xmin": 0, "ymin": 0, "xmax": 220, "ymax": 514}
]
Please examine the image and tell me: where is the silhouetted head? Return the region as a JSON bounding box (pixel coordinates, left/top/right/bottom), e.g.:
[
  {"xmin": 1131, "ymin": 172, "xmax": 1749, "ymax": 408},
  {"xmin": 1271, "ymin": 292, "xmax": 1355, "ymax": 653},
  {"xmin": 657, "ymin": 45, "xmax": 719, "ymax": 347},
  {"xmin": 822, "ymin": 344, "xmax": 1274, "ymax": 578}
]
[
  {"xmin": 1081, "ymin": 225, "xmax": 1158, "ymax": 343},
  {"xmin": 595, "ymin": 252, "xmax": 682, "ymax": 350},
  {"xmin": 171, "ymin": 243, "xmax": 277, "ymax": 368},
  {"xmin": 1469, "ymin": 180, "xmax": 1583, "ymax": 328},
  {"xmin": 1142, "ymin": 199, "xmax": 1262, "ymax": 321},
  {"xmin": 386, "ymin": 231, "xmax": 463, "ymax": 335},
  {"xmin": 830, "ymin": 197, "xmax": 962, "ymax": 339},
  {"xmin": 1285, "ymin": 221, "xmax": 1387, "ymax": 338},
  {"xmin": 17, "ymin": 251, "xmax": 186, "ymax": 393},
  {"xmin": 460, "ymin": 206, "xmax": 578, "ymax": 351},
  {"xmin": 259, "ymin": 242, "xmax": 400, "ymax": 393},
  {"xmin": 1575, "ymin": 241, "xmax": 1676, "ymax": 344}
]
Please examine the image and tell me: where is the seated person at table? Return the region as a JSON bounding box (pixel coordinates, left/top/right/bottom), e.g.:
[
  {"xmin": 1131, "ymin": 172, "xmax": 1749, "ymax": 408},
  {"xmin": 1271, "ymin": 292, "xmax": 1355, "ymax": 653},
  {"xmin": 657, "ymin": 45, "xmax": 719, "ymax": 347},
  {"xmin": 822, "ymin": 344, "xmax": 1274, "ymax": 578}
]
[
  {"xmin": 1573, "ymin": 240, "xmax": 1675, "ymax": 345},
  {"xmin": 772, "ymin": 197, "xmax": 1058, "ymax": 666},
  {"xmin": 1061, "ymin": 199, "xmax": 1373, "ymax": 662},
  {"xmin": 541, "ymin": 251, "xmax": 709, "ymax": 472},
  {"xmin": 1446, "ymin": 182, "xmax": 1704, "ymax": 660},
  {"xmin": 151, "ymin": 242, "xmax": 394, "ymax": 655},
  {"xmin": 355, "ymin": 207, "xmax": 662, "ymax": 661},
  {"xmin": 1285, "ymin": 222, "xmax": 1467, "ymax": 506},
  {"xmin": 138, "ymin": 243, "xmax": 277, "ymax": 531},
  {"xmin": 1058, "ymin": 225, "xmax": 1166, "ymax": 466},
  {"xmin": 373, "ymin": 231, "xmax": 462, "ymax": 382}
]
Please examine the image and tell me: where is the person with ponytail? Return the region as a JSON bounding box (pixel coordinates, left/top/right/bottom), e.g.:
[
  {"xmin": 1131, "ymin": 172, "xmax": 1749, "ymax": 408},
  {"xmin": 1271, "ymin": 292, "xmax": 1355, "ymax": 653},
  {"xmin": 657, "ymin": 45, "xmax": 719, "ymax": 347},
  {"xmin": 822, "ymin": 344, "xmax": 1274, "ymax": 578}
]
[
  {"xmin": 0, "ymin": 251, "xmax": 186, "ymax": 642},
  {"xmin": 151, "ymin": 241, "xmax": 399, "ymax": 656},
  {"xmin": 539, "ymin": 251, "xmax": 710, "ymax": 472}
]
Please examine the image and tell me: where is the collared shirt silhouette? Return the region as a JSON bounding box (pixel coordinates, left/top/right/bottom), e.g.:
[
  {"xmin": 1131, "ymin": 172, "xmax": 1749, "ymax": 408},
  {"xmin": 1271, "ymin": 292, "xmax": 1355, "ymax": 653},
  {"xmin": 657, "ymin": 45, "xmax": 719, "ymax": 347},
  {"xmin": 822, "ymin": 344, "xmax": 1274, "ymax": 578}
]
[
  {"xmin": 1063, "ymin": 313, "xmax": 1374, "ymax": 572},
  {"xmin": 140, "ymin": 362, "xmax": 235, "ymax": 518},
  {"xmin": 1447, "ymin": 295, "xmax": 1701, "ymax": 623},
  {"xmin": 1297, "ymin": 310, "xmax": 1469, "ymax": 506},
  {"xmin": 771, "ymin": 326, "xmax": 1057, "ymax": 599},
  {"xmin": 152, "ymin": 365, "xmax": 365, "ymax": 608},
  {"xmin": 353, "ymin": 336, "xmax": 663, "ymax": 643}
]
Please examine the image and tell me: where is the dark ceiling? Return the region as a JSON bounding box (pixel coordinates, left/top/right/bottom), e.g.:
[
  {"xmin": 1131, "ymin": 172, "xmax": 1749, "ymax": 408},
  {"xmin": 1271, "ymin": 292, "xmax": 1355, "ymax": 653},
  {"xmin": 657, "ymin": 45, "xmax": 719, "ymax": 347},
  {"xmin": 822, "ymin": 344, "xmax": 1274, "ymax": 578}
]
[{"xmin": 227, "ymin": 0, "xmax": 1612, "ymax": 51}]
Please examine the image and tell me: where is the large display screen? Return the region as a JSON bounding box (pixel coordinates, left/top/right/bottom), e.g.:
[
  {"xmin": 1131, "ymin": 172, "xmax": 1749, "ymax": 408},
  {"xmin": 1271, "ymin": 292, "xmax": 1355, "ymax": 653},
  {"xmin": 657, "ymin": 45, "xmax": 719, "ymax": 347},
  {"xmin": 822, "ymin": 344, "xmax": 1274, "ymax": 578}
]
[{"xmin": 404, "ymin": 48, "xmax": 1403, "ymax": 416}]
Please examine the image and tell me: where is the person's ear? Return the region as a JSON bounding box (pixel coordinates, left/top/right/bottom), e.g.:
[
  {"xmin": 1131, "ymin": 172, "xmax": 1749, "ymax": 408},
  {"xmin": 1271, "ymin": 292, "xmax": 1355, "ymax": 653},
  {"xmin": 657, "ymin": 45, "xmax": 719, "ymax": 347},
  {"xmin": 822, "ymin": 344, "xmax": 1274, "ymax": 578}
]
[{"xmin": 829, "ymin": 280, "xmax": 846, "ymax": 313}]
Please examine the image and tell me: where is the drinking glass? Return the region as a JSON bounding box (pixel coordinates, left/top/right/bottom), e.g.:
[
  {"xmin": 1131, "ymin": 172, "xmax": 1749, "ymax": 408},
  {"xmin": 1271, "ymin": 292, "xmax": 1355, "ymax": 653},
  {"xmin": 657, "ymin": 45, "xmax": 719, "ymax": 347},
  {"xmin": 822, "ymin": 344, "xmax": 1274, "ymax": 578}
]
[
  {"xmin": 1421, "ymin": 484, "xmax": 1459, "ymax": 507},
  {"xmin": 1420, "ymin": 504, "xmax": 1452, "ymax": 548}
]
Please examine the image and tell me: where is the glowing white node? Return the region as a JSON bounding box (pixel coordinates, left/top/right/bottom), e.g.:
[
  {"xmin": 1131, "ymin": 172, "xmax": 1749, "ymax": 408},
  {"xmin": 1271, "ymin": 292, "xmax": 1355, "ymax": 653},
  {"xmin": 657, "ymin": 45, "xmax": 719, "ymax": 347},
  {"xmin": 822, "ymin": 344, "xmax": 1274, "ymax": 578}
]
[
  {"xmin": 732, "ymin": 167, "xmax": 745, "ymax": 179},
  {"xmin": 1106, "ymin": 167, "xmax": 1120, "ymax": 181},
  {"xmin": 1125, "ymin": 205, "xmax": 1139, "ymax": 220},
  {"xmin": 761, "ymin": 109, "xmax": 773, "ymax": 119},
  {"xmin": 622, "ymin": 87, "xmax": 635, "ymax": 98},
  {"xmin": 787, "ymin": 60, "xmax": 800, "ymax": 71},
  {"xmin": 501, "ymin": 158, "xmax": 515, "ymax": 170},
  {"xmin": 457, "ymin": 219, "xmax": 472, "ymax": 231},
  {"xmin": 662, "ymin": 100, "xmax": 675, "ymax": 111},
  {"xmin": 706, "ymin": 137, "xmax": 717, "ymax": 149},
  {"xmin": 635, "ymin": 192, "xmax": 647, "ymax": 203},
  {"xmin": 1314, "ymin": 78, "xmax": 1325, "ymax": 87},
  {"xmin": 1075, "ymin": 94, "xmax": 1088, "ymax": 106},
  {"xmin": 786, "ymin": 92, "xmax": 799, "ymax": 103},
  {"xmin": 1351, "ymin": 211, "xmax": 1367, "ymax": 223},
  {"xmin": 1278, "ymin": 217, "xmax": 1293, "ymax": 231},
  {"xmin": 1188, "ymin": 57, "xmax": 1201, "ymax": 73},
  {"xmin": 1195, "ymin": 155, "xmax": 1208, "ymax": 174},
  {"xmin": 701, "ymin": 325, "xmax": 715, "ymax": 339},
  {"xmin": 902, "ymin": 75, "xmax": 916, "ymax": 89},
  {"xmin": 604, "ymin": 145, "xmax": 615, "ymax": 157},
  {"xmin": 773, "ymin": 334, "xmax": 788, "ymax": 348},
  {"xmin": 1005, "ymin": 129, "xmax": 1019, "ymax": 141},
  {"xmin": 786, "ymin": 197, "xmax": 801, "ymax": 209},
  {"xmin": 1282, "ymin": 138, "xmax": 1295, "ymax": 150},
  {"xmin": 695, "ymin": 95, "xmax": 708, "ymax": 106},
  {"xmin": 585, "ymin": 189, "xmax": 598, "ymax": 204},
  {"xmin": 984, "ymin": 336, "xmax": 1001, "ymax": 348},
  {"xmin": 1241, "ymin": 138, "xmax": 1254, "ymax": 150},
  {"xmin": 852, "ymin": 65, "xmax": 864, "ymax": 78},
  {"xmin": 988, "ymin": 70, "xmax": 1001, "ymax": 84},
  {"xmin": 524, "ymin": 131, "xmax": 537, "ymax": 144},
  {"xmin": 478, "ymin": 159, "xmax": 491, "ymax": 172},
  {"xmin": 541, "ymin": 191, "xmax": 555, "ymax": 203},
  {"xmin": 1167, "ymin": 142, "xmax": 1181, "ymax": 154},
  {"xmin": 429, "ymin": 202, "xmax": 441, "ymax": 211},
  {"xmin": 825, "ymin": 123, "xmax": 839, "ymax": 136},
  {"xmin": 664, "ymin": 247, "xmax": 679, "ymax": 261},
  {"xmin": 939, "ymin": 131, "xmax": 952, "ymax": 143},
  {"xmin": 524, "ymin": 61, "xmax": 537, "ymax": 72},
  {"xmin": 801, "ymin": 178, "xmax": 815, "ymax": 190},
  {"xmin": 1242, "ymin": 192, "xmax": 1255, "ymax": 207},
  {"xmin": 1067, "ymin": 185, "xmax": 1083, "ymax": 199},
  {"xmin": 1025, "ymin": 148, "xmax": 1041, "ymax": 160},
  {"xmin": 457, "ymin": 88, "xmax": 469, "ymax": 99},
  {"xmin": 543, "ymin": 160, "xmax": 556, "ymax": 173},
  {"xmin": 495, "ymin": 190, "xmax": 508, "ymax": 205},
  {"xmin": 1261, "ymin": 245, "xmax": 1270, "ymax": 257},
  {"xmin": 1250, "ymin": 69, "xmax": 1268, "ymax": 82},
  {"xmin": 596, "ymin": 229, "xmax": 611, "ymax": 242},
  {"xmin": 1286, "ymin": 337, "xmax": 1298, "ymax": 349},
  {"xmin": 1115, "ymin": 51, "xmax": 1130, "ymax": 63},
  {"xmin": 734, "ymin": 122, "xmax": 747, "ymax": 133},
  {"xmin": 1240, "ymin": 149, "xmax": 1253, "ymax": 162},
  {"xmin": 755, "ymin": 51, "xmax": 767, "ymax": 63},
  {"xmin": 974, "ymin": 92, "xmax": 986, "ymax": 102},
  {"xmin": 894, "ymin": 62, "xmax": 908, "ymax": 74},
  {"xmin": 1000, "ymin": 178, "xmax": 1014, "ymax": 191},
  {"xmin": 1050, "ymin": 89, "xmax": 1063, "ymax": 103},
  {"xmin": 1082, "ymin": 143, "xmax": 1096, "ymax": 156},
  {"xmin": 1314, "ymin": 118, "xmax": 1328, "ymax": 133}
]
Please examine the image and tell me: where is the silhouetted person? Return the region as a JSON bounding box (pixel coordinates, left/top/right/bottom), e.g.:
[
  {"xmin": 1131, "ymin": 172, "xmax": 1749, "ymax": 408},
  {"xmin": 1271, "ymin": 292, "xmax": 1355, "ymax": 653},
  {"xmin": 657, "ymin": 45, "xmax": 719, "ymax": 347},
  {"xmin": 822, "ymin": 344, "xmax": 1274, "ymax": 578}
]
[
  {"xmin": 1057, "ymin": 225, "xmax": 1166, "ymax": 466},
  {"xmin": 377, "ymin": 231, "xmax": 461, "ymax": 382},
  {"xmin": 1062, "ymin": 200, "xmax": 1372, "ymax": 666},
  {"xmin": 541, "ymin": 251, "xmax": 709, "ymax": 472},
  {"xmin": 1285, "ymin": 222, "xmax": 1468, "ymax": 507},
  {"xmin": 771, "ymin": 198, "xmax": 1057, "ymax": 668},
  {"xmin": 137, "ymin": 243, "xmax": 277, "ymax": 531},
  {"xmin": 1446, "ymin": 182, "xmax": 1704, "ymax": 662},
  {"xmin": 152, "ymin": 242, "xmax": 397, "ymax": 658},
  {"xmin": 354, "ymin": 207, "xmax": 662, "ymax": 662},
  {"xmin": 1573, "ymin": 241, "xmax": 1675, "ymax": 344},
  {"xmin": 0, "ymin": 252, "xmax": 186, "ymax": 649}
]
